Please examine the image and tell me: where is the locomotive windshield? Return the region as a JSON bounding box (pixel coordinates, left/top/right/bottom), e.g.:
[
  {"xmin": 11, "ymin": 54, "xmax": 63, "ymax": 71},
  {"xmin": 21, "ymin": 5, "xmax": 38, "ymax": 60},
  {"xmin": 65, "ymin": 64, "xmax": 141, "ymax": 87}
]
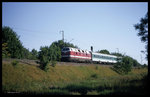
[{"xmin": 62, "ymin": 47, "xmax": 70, "ymax": 51}]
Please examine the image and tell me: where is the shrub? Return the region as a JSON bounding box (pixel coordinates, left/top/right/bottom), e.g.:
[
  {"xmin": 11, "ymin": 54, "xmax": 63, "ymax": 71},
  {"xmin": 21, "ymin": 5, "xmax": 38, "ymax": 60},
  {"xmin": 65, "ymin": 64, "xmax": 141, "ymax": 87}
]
[
  {"xmin": 51, "ymin": 60, "xmax": 57, "ymax": 67},
  {"xmin": 44, "ymin": 63, "xmax": 50, "ymax": 72},
  {"xmin": 11, "ymin": 60, "xmax": 19, "ymax": 66},
  {"xmin": 38, "ymin": 46, "xmax": 50, "ymax": 71},
  {"xmin": 113, "ymin": 56, "xmax": 133, "ymax": 74}
]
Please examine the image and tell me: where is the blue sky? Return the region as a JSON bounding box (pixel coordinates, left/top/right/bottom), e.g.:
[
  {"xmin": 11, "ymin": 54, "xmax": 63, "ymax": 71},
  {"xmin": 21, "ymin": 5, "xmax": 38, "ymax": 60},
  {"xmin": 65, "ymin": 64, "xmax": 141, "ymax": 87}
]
[{"xmin": 2, "ymin": 2, "xmax": 148, "ymax": 64}]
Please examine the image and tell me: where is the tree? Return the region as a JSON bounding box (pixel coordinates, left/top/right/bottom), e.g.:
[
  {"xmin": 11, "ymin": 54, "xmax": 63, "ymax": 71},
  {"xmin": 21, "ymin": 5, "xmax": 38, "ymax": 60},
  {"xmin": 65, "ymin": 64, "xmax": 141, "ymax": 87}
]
[
  {"xmin": 38, "ymin": 40, "xmax": 78, "ymax": 70},
  {"xmin": 22, "ymin": 48, "xmax": 35, "ymax": 59},
  {"xmin": 132, "ymin": 58, "xmax": 141, "ymax": 67},
  {"xmin": 113, "ymin": 56, "xmax": 133, "ymax": 74},
  {"xmin": 2, "ymin": 43, "xmax": 11, "ymax": 58},
  {"xmin": 50, "ymin": 40, "xmax": 78, "ymax": 61},
  {"xmin": 55, "ymin": 40, "xmax": 78, "ymax": 50},
  {"xmin": 49, "ymin": 42, "xmax": 61, "ymax": 61},
  {"xmin": 31, "ymin": 49, "xmax": 38, "ymax": 60},
  {"xmin": 38, "ymin": 46, "xmax": 50, "ymax": 71},
  {"xmin": 134, "ymin": 12, "xmax": 148, "ymax": 60},
  {"xmin": 111, "ymin": 52, "xmax": 123, "ymax": 57},
  {"xmin": 97, "ymin": 49, "xmax": 110, "ymax": 54},
  {"xmin": 2, "ymin": 26, "xmax": 24, "ymax": 59}
]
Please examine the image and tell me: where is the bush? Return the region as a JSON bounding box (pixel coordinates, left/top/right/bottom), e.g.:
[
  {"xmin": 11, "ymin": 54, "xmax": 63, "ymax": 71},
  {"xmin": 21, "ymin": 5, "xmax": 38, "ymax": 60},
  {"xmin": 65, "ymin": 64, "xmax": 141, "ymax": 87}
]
[
  {"xmin": 51, "ymin": 61, "xmax": 57, "ymax": 67},
  {"xmin": 44, "ymin": 63, "xmax": 50, "ymax": 72},
  {"xmin": 11, "ymin": 60, "xmax": 19, "ymax": 66},
  {"xmin": 38, "ymin": 46, "xmax": 50, "ymax": 71},
  {"xmin": 113, "ymin": 56, "xmax": 133, "ymax": 74}
]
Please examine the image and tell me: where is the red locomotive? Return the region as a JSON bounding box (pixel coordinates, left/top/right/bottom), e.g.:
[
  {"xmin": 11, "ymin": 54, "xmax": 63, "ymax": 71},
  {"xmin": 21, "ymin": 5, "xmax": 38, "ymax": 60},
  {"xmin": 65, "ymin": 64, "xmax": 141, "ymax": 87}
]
[{"xmin": 61, "ymin": 47, "xmax": 91, "ymax": 62}]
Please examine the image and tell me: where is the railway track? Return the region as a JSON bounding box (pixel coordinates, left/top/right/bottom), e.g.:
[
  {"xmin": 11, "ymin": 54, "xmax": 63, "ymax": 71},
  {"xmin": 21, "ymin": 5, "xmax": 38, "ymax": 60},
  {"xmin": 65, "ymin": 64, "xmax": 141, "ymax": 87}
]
[{"xmin": 2, "ymin": 58, "xmax": 113, "ymax": 67}]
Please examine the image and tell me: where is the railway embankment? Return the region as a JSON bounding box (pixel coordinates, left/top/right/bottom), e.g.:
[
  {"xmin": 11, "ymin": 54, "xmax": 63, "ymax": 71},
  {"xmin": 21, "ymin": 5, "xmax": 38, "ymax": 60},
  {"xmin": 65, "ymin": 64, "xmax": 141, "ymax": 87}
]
[{"xmin": 2, "ymin": 58, "xmax": 148, "ymax": 95}]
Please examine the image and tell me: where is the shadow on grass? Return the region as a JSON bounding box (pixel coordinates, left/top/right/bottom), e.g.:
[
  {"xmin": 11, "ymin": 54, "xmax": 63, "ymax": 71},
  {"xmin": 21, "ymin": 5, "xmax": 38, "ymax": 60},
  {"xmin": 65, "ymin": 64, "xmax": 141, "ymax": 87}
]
[{"xmin": 3, "ymin": 75, "xmax": 148, "ymax": 95}]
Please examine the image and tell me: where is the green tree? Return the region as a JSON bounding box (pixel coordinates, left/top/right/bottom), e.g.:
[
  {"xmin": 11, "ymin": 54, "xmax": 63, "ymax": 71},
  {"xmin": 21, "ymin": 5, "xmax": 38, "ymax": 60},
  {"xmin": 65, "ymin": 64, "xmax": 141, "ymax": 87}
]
[
  {"xmin": 113, "ymin": 56, "xmax": 133, "ymax": 74},
  {"xmin": 132, "ymin": 58, "xmax": 141, "ymax": 67},
  {"xmin": 49, "ymin": 42, "xmax": 61, "ymax": 61},
  {"xmin": 97, "ymin": 49, "xmax": 110, "ymax": 54},
  {"xmin": 111, "ymin": 52, "xmax": 123, "ymax": 57},
  {"xmin": 2, "ymin": 43, "xmax": 10, "ymax": 58},
  {"xmin": 38, "ymin": 40, "xmax": 78, "ymax": 70},
  {"xmin": 134, "ymin": 12, "xmax": 148, "ymax": 60},
  {"xmin": 2, "ymin": 26, "xmax": 24, "ymax": 59},
  {"xmin": 21, "ymin": 48, "xmax": 33, "ymax": 59},
  {"xmin": 31, "ymin": 49, "xmax": 38, "ymax": 60},
  {"xmin": 55, "ymin": 40, "xmax": 78, "ymax": 50},
  {"xmin": 38, "ymin": 46, "xmax": 50, "ymax": 71},
  {"xmin": 50, "ymin": 40, "xmax": 78, "ymax": 61}
]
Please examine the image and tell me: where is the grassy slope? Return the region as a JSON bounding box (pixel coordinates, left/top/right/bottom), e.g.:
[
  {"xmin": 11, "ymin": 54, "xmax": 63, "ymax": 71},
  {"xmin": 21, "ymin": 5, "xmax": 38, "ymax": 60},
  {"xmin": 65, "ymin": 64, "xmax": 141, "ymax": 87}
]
[{"xmin": 2, "ymin": 60, "xmax": 148, "ymax": 95}]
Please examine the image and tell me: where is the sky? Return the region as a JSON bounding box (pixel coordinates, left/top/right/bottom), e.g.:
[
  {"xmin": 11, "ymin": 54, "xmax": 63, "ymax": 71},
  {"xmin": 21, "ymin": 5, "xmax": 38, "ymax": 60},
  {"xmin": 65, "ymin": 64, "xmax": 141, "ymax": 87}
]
[{"xmin": 2, "ymin": 2, "xmax": 148, "ymax": 64}]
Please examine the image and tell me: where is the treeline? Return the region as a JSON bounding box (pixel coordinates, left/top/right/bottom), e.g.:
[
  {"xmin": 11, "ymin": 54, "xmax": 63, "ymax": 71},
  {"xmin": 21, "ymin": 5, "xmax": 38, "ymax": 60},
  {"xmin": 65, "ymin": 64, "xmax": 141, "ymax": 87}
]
[
  {"xmin": 2, "ymin": 26, "xmax": 145, "ymax": 73},
  {"xmin": 2, "ymin": 26, "xmax": 38, "ymax": 60},
  {"xmin": 2, "ymin": 26, "xmax": 77, "ymax": 61}
]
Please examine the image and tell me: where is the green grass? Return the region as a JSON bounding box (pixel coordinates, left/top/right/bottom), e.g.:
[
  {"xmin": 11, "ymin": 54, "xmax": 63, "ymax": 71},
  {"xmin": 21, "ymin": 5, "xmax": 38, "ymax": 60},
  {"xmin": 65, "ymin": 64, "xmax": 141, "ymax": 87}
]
[{"xmin": 2, "ymin": 60, "xmax": 148, "ymax": 95}]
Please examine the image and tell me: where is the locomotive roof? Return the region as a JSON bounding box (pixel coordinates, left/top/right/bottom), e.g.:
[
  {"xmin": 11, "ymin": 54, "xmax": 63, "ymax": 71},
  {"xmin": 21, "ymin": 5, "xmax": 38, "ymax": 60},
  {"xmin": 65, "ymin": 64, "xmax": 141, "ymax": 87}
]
[{"xmin": 62, "ymin": 47, "xmax": 90, "ymax": 53}]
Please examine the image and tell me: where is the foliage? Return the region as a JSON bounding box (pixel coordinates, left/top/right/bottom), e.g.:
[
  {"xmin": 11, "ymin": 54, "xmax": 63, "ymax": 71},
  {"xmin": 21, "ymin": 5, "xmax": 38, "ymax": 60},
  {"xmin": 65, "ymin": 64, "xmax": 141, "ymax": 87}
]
[
  {"xmin": 2, "ymin": 26, "xmax": 24, "ymax": 59},
  {"xmin": 31, "ymin": 49, "xmax": 38, "ymax": 60},
  {"xmin": 2, "ymin": 26, "xmax": 38, "ymax": 60},
  {"xmin": 49, "ymin": 42, "xmax": 61, "ymax": 61},
  {"xmin": 38, "ymin": 40, "xmax": 78, "ymax": 70},
  {"xmin": 2, "ymin": 26, "xmax": 78, "ymax": 62},
  {"xmin": 51, "ymin": 60, "xmax": 57, "ymax": 67},
  {"xmin": 38, "ymin": 46, "xmax": 50, "ymax": 71},
  {"xmin": 97, "ymin": 49, "xmax": 110, "ymax": 54},
  {"xmin": 2, "ymin": 43, "xmax": 10, "ymax": 58},
  {"xmin": 132, "ymin": 58, "xmax": 141, "ymax": 67},
  {"xmin": 51, "ymin": 40, "xmax": 78, "ymax": 61},
  {"xmin": 38, "ymin": 45, "xmax": 58, "ymax": 70},
  {"xmin": 113, "ymin": 56, "xmax": 133, "ymax": 74},
  {"xmin": 134, "ymin": 12, "xmax": 148, "ymax": 60},
  {"xmin": 111, "ymin": 52, "xmax": 124, "ymax": 57},
  {"xmin": 44, "ymin": 64, "xmax": 50, "ymax": 72},
  {"xmin": 22, "ymin": 48, "xmax": 33, "ymax": 59},
  {"xmin": 11, "ymin": 60, "xmax": 19, "ymax": 67}
]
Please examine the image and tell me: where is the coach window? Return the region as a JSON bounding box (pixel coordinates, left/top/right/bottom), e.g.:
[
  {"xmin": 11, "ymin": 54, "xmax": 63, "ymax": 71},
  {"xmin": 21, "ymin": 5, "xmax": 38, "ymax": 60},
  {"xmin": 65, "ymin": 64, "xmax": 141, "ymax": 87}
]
[{"xmin": 100, "ymin": 56, "xmax": 102, "ymax": 58}]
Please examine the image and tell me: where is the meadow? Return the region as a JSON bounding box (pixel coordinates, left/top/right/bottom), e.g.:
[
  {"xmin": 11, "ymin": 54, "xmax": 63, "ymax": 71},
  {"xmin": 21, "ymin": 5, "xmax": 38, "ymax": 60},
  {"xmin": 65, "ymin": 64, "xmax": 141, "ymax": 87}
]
[{"xmin": 2, "ymin": 59, "xmax": 148, "ymax": 95}]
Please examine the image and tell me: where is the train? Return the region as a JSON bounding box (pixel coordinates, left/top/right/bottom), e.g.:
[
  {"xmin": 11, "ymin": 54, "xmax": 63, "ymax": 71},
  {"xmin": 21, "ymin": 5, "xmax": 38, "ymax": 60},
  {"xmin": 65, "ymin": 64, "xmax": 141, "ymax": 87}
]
[{"xmin": 61, "ymin": 47, "xmax": 120, "ymax": 64}]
